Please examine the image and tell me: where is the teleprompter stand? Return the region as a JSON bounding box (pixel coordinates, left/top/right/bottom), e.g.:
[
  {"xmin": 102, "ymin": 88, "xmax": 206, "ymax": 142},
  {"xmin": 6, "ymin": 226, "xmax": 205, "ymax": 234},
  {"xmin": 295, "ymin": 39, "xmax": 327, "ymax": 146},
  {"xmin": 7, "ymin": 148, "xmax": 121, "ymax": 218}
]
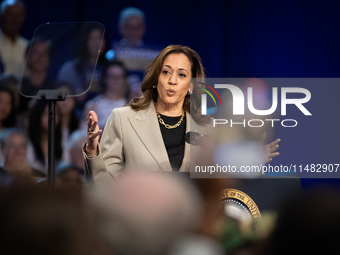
[{"xmin": 37, "ymin": 89, "xmax": 67, "ymax": 187}]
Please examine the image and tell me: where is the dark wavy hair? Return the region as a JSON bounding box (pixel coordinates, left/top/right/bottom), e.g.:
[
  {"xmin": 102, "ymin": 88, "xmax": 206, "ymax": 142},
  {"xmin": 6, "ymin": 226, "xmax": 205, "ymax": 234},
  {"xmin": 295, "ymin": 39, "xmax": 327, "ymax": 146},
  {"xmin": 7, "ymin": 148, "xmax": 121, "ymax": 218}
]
[
  {"xmin": 28, "ymin": 101, "xmax": 62, "ymax": 164},
  {"xmin": 129, "ymin": 45, "xmax": 210, "ymax": 125},
  {"xmin": 54, "ymin": 81, "xmax": 79, "ymax": 133},
  {"xmin": 100, "ymin": 60, "xmax": 130, "ymax": 98},
  {"xmin": 75, "ymin": 23, "xmax": 107, "ymax": 74},
  {"xmin": 0, "ymin": 84, "xmax": 16, "ymax": 128}
]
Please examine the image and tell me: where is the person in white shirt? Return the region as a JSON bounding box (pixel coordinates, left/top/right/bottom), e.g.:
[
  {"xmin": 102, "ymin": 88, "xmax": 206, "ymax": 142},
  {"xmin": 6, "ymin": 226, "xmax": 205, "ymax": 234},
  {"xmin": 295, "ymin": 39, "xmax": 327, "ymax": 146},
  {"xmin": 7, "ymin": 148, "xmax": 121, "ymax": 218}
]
[
  {"xmin": 81, "ymin": 60, "xmax": 130, "ymax": 130},
  {"xmin": 0, "ymin": 0, "xmax": 28, "ymax": 78}
]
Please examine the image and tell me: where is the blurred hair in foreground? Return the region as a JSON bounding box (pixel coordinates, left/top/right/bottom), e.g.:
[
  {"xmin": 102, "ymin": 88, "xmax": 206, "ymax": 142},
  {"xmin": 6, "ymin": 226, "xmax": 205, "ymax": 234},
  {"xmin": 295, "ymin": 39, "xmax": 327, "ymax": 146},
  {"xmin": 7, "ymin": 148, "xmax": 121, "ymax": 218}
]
[
  {"xmin": 260, "ymin": 186, "xmax": 340, "ymax": 255},
  {"xmin": 87, "ymin": 171, "xmax": 203, "ymax": 255},
  {"xmin": 0, "ymin": 186, "xmax": 101, "ymax": 255}
]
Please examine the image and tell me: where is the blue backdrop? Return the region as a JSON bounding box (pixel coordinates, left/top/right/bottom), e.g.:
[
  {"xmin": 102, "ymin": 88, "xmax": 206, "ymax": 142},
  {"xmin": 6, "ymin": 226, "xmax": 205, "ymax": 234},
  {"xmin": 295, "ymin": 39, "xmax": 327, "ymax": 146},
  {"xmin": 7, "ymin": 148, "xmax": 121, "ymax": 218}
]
[{"xmin": 21, "ymin": 0, "xmax": 340, "ymax": 188}]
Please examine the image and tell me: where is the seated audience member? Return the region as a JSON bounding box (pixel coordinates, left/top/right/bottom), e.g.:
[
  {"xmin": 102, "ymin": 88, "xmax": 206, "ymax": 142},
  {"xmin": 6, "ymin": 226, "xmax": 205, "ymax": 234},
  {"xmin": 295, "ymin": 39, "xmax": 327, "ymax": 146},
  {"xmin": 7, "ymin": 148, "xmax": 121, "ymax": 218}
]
[
  {"xmin": 0, "ymin": 186, "xmax": 105, "ymax": 255},
  {"xmin": 0, "ymin": 0, "xmax": 28, "ymax": 78},
  {"xmin": 69, "ymin": 130, "xmax": 87, "ymax": 169},
  {"xmin": 27, "ymin": 101, "xmax": 63, "ymax": 174},
  {"xmin": 57, "ymin": 23, "xmax": 108, "ymax": 114},
  {"xmin": 0, "ymin": 56, "xmax": 4, "ymax": 74},
  {"xmin": 107, "ymin": 7, "xmax": 160, "ymax": 96},
  {"xmin": 19, "ymin": 37, "xmax": 53, "ymax": 112},
  {"xmin": 89, "ymin": 172, "xmax": 203, "ymax": 255},
  {"xmin": 57, "ymin": 84, "xmax": 79, "ymax": 135},
  {"xmin": 56, "ymin": 165, "xmax": 84, "ymax": 192},
  {"xmin": 55, "ymin": 83, "xmax": 79, "ymax": 162},
  {"xmin": 0, "ymin": 129, "xmax": 45, "ymax": 185},
  {"xmin": 81, "ymin": 61, "xmax": 130, "ymax": 130},
  {"xmin": 0, "ymin": 74, "xmax": 19, "ymax": 108},
  {"xmin": 56, "ymin": 130, "xmax": 87, "ymax": 192},
  {"xmin": 0, "ymin": 84, "xmax": 16, "ymax": 133}
]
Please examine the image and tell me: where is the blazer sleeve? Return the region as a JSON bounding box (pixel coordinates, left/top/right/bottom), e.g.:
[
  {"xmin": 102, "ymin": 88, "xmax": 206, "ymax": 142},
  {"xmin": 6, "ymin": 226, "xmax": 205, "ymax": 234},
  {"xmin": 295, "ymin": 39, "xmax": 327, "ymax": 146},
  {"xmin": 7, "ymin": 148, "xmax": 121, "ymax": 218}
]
[{"xmin": 83, "ymin": 108, "xmax": 125, "ymax": 184}]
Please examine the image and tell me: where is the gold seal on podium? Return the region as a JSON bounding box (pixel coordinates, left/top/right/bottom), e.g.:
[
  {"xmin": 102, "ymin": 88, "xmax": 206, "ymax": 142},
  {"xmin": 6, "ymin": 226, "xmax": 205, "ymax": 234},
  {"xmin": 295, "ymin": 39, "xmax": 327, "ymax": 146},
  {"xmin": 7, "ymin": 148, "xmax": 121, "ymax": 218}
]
[{"xmin": 221, "ymin": 188, "xmax": 261, "ymax": 220}]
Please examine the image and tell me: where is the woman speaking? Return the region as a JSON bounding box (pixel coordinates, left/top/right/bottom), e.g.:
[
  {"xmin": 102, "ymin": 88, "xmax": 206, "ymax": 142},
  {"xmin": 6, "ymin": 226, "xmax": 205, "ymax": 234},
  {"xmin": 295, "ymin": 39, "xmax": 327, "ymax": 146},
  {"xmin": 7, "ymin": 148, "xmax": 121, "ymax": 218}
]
[{"xmin": 83, "ymin": 45, "xmax": 280, "ymax": 183}]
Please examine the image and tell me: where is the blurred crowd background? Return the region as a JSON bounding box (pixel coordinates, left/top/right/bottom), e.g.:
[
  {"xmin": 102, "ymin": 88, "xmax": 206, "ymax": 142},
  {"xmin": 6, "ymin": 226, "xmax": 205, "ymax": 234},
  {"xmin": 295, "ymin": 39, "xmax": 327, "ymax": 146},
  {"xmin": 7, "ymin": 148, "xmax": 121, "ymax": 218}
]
[{"xmin": 1, "ymin": 0, "xmax": 340, "ymax": 254}]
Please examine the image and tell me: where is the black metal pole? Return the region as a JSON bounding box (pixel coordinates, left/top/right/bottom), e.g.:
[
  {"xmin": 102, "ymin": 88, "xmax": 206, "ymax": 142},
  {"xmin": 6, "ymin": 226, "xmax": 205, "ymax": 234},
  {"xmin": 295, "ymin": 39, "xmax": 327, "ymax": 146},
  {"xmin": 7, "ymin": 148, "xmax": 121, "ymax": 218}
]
[
  {"xmin": 36, "ymin": 89, "xmax": 67, "ymax": 187},
  {"xmin": 48, "ymin": 100, "xmax": 56, "ymax": 187}
]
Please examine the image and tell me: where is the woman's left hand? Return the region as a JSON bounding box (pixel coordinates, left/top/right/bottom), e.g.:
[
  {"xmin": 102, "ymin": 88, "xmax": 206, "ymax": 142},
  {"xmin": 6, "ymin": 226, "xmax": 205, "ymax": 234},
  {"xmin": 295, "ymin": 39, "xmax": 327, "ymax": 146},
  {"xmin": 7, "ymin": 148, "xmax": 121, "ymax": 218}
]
[{"xmin": 262, "ymin": 132, "xmax": 281, "ymax": 163}]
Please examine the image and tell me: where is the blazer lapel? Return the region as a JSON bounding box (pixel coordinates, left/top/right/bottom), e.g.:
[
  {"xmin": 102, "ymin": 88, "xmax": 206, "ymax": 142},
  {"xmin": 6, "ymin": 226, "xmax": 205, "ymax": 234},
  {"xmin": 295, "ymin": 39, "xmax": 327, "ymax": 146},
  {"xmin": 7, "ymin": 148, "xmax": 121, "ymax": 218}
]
[{"xmin": 128, "ymin": 103, "xmax": 172, "ymax": 172}]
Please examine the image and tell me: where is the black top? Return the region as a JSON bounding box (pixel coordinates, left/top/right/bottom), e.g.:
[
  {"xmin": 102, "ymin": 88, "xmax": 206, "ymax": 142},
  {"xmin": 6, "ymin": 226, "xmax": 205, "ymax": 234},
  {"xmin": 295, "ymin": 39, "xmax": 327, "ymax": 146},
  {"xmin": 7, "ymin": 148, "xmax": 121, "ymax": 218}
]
[{"xmin": 158, "ymin": 113, "xmax": 186, "ymax": 171}]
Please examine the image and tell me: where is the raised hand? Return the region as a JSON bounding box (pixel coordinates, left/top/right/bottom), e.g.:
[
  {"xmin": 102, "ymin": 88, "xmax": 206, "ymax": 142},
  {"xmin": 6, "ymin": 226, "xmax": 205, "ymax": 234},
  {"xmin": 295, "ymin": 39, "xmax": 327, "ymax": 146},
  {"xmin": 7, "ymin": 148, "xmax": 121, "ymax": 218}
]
[
  {"xmin": 85, "ymin": 111, "xmax": 102, "ymax": 157},
  {"xmin": 261, "ymin": 132, "xmax": 281, "ymax": 163}
]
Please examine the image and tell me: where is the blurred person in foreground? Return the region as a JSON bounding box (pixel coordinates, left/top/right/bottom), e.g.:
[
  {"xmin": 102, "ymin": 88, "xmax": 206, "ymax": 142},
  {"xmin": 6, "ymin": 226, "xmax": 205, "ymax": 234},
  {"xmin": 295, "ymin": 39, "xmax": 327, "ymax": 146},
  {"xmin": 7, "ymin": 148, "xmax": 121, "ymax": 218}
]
[
  {"xmin": 84, "ymin": 45, "xmax": 280, "ymax": 183},
  {"xmin": 260, "ymin": 187, "xmax": 340, "ymax": 255},
  {"xmin": 0, "ymin": 186, "xmax": 109, "ymax": 255},
  {"xmin": 88, "ymin": 171, "xmax": 208, "ymax": 255},
  {"xmin": 0, "ymin": 0, "xmax": 28, "ymax": 78},
  {"xmin": 107, "ymin": 7, "xmax": 160, "ymax": 97}
]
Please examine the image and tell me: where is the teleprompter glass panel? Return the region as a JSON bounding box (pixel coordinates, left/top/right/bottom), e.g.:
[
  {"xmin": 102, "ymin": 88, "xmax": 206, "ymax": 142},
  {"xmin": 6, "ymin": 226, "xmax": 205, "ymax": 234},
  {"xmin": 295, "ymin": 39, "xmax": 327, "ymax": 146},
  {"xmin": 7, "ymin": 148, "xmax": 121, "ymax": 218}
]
[{"xmin": 19, "ymin": 22, "xmax": 105, "ymax": 98}]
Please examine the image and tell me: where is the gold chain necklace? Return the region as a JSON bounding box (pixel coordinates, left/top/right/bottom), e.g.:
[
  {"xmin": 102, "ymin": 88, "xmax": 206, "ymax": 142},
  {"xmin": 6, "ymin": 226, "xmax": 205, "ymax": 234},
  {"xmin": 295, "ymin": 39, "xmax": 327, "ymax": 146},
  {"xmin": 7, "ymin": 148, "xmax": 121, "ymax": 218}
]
[{"xmin": 155, "ymin": 104, "xmax": 185, "ymax": 129}]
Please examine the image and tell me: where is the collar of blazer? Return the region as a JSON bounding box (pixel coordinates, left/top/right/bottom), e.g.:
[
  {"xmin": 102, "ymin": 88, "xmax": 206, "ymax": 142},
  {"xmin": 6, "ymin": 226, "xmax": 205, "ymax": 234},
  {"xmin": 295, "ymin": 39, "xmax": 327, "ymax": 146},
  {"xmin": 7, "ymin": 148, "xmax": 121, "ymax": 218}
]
[{"xmin": 127, "ymin": 102, "xmax": 193, "ymax": 172}]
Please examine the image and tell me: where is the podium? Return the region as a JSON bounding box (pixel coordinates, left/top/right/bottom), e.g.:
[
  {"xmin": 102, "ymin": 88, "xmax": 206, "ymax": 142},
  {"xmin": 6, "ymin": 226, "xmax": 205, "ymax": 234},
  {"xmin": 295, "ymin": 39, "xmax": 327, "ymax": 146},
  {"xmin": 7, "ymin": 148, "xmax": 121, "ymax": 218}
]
[
  {"xmin": 228, "ymin": 176, "xmax": 301, "ymax": 213},
  {"xmin": 185, "ymin": 174, "xmax": 301, "ymax": 220}
]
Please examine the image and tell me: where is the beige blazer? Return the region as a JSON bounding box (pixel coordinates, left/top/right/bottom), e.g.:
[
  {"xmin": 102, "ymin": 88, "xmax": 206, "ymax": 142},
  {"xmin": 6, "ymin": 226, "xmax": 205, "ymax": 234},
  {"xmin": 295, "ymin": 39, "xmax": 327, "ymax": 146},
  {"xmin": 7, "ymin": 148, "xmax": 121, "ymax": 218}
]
[{"xmin": 83, "ymin": 102, "xmax": 210, "ymax": 184}]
